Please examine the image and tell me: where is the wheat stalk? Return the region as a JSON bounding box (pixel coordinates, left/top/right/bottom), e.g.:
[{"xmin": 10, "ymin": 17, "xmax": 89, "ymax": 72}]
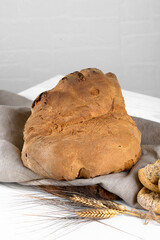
[
  {"xmin": 76, "ymin": 208, "xmax": 141, "ymax": 220},
  {"xmin": 71, "ymin": 195, "xmax": 160, "ymax": 222},
  {"xmin": 124, "ymin": 209, "xmax": 160, "ymax": 223},
  {"xmin": 71, "ymin": 194, "xmax": 108, "ymax": 209},
  {"xmin": 38, "ymin": 185, "xmax": 160, "ymax": 223},
  {"xmin": 76, "ymin": 207, "xmax": 160, "ymax": 223},
  {"xmin": 39, "ymin": 185, "xmax": 126, "ymax": 210},
  {"xmin": 70, "ymin": 194, "xmax": 126, "ymax": 211},
  {"xmin": 76, "ymin": 208, "xmax": 120, "ymax": 219}
]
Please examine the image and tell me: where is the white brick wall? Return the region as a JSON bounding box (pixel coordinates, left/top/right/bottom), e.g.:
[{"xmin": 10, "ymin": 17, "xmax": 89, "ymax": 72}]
[{"xmin": 0, "ymin": 0, "xmax": 160, "ymax": 97}]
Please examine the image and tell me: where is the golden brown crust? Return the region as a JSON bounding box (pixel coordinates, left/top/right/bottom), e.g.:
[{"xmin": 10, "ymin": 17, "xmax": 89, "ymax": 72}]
[
  {"xmin": 138, "ymin": 159, "xmax": 160, "ymax": 193},
  {"xmin": 21, "ymin": 68, "xmax": 141, "ymax": 180},
  {"xmin": 137, "ymin": 187, "xmax": 160, "ymax": 214}
]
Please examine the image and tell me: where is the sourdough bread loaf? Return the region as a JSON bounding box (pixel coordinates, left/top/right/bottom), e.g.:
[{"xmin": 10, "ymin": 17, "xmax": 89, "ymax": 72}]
[{"xmin": 21, "ymin": 68, "xmax": 141, "ymax": 180}]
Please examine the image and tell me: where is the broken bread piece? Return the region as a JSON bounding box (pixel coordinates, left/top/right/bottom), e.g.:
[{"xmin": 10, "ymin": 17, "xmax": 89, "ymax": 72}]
[
  {"xmin": 138, "ymin": 159, "xmax": 160, "ymax": 193},
  {"xmin": 21, "ymin": 68, "xmax": 141, "ymax": 180},
  {"xmin": 137, "ymin": 187, "xmax": 160, "ymax": 214}
]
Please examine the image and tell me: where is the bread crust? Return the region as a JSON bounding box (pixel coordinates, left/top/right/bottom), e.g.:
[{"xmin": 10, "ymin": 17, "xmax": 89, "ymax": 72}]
[
  {"xmin": 138, "ymin": 159, "xmax": 160, "ymax": 193},
  {"xmin": 137, "ymin": 187, "xmax": 160, "ymax": 214},
  {"xmin": 21, "ymin": 68, "xmax": 141, "ymax": 180}
]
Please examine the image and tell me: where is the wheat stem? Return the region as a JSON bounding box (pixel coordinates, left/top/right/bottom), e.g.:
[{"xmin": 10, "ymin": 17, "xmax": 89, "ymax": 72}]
[
  {"xmin": 38, "ymin": 185, "xmax": 160, "ymax": 223},
  {"xmin": 124, "ymin": 209, "xmax": 160, "ymax": 223},
  {"xmin": 101, "ymin": 199, "xmax": 126, "ymax": 211},
  {"xmin": 71, "ymin": 194, "xmax": 126, "ymax": 211},
  {"xmin": 71, "ymin": 195, "xmax": 108, "ymax": 209}
]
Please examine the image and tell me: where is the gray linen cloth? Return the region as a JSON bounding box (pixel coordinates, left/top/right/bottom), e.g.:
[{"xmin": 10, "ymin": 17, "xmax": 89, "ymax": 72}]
[{"xmin": 0, "ymin": 90, "xmax": 160, "ymax": 208}]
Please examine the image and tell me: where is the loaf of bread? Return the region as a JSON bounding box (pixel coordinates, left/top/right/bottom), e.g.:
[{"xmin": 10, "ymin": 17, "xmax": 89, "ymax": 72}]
[{"xmin": 21, "ymin": 68, "xmax": 141, "ymax": 180}]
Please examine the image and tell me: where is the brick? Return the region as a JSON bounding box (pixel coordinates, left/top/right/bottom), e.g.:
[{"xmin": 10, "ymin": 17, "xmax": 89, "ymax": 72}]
[
  {"xmin": 0, "ymin": 64, "xmax": 30, "ymax": 78},
  {"xmin": 0, "ymin": 50, "xmax": 30, "ymax": 64},
  {"xmin": 0, "ymin": 78, "xmax": 31, "ymax": 93},
  {"xmin": 151, "ymin": 16, "xmax": 160, "ymax": 33},
  {"xmin": 50, "ymin": 17, "xmax": 119, "ymax": 50},
  {"xmin": 0, "ymin": 66, "xmax": 52, "ymax": 92},
  {"xmin": 0, "ymin": 19, "xmax": 51, "ymax": 50},
  {"xmin": 155, "ymin": 64, "xmax": 160, "ymax": 97},
  {"xmin": 0, "ymin": 0, "xmax": 67, "ymax": 19},
  {"xmin": 50, "ymin": 17, "xmax": 119, "ymax": 47},
  {"xmin": 51, "ymin": 47, "xmax": 122, "ymax": 78},
  {"xmin": 30, "ymin": 68, "xmax": 53, "ymax": 84},
  {"xmin": 120, "ymin": 0, "xmax": 150, "ymax": 21},
  {"xmin": 122, "ymin": 34, "xmax": 160, "ymax": 62},
  {"xmin": 0, "ymin": 0, "xmax": 159, "ymax": 98},
  {"xmin": 49, "ymin": 17, "xmax": 89, "ymax": 39},
  {"xmin": 29, "ymin": 50, "xmax": 52, "ymax": 68},
  {"xmin": 67, "ymin": 0, "xmax": 119, "ymax": 18},
  {"xmin": 49, "ymin": 17, "xmax": 73, "ymax": 35},
  {"xmin": 0, "ymin": 0, "xmax": 19, "ymax": 18},
  {"xmin": 86, "ymin": 18, "xmax": 119, "ymax": 46},
  {"xmin": 151, "ymin": 0, "xmax": 160, "ymax": 16},
  {"xmin": 52, "ymin": 34, "xmax": 94, "ymax": 50},
  {"xmin": 123, "ymin": 64, "xmax": 160, "ymax": 97},
  {"xmin": 19, "ymin": 0, "xmax": 67, "ymax": 18},
  {"xmin": 0, "ymin": 50, "xmax": 51, "ymax": 84},
  {"xmin": 120, "ymin": 21, "xmax": 151, "ymax": 35},
  {"xmin": 123, "ymin": 64, "xmax": 156, "ymax": 92},
  {"xmin": 52, "ymin": 33, "xmax": 115, "ymax": 51}
]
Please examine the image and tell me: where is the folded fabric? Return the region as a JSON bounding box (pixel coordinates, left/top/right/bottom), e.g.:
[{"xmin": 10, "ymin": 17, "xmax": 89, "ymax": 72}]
[{"xmin": 0, "ymin": 90, "xmax": 160, "ymax": 209}]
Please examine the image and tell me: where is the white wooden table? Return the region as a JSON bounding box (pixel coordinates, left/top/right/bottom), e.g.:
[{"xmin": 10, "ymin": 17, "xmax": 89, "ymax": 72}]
[{"xmin": 0, "ymin": 75, "xmax": 160, "ymax": 240}]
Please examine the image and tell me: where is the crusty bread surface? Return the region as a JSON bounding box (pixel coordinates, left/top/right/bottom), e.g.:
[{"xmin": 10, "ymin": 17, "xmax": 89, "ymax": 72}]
[
  {"xmin": 21, "ymin": 68, "xmax": 141, "ymax": 180},
  {"xmin": 137, "ymin": 187, "xmax": 160, "ymax": 213},
  {"xmin": 138, "ymin": 159, "xmax": 160, "ymax": 193}
]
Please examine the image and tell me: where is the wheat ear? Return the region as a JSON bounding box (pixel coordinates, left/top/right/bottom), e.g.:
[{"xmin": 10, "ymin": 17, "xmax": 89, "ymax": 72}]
[
  {"xmin": 71, "ymin": 194, "xmax": 126, "ymax": 211},
  {"xmin": 38, "ymin": 185, "xmax": 160, "ymax": 223},
  {"xmin": 76, "ymin": 208, "xmax": 142, "ymax": 220},
  {"xmin": 71, "ymin": 195, "xmax": 108, "ymax": 208},
  {"xmin": 39, "ymin": 185, "xmax": 126, "ymax": 210},
  {"xmin": 76, "ymin": 208, "xmax": 120, "ymax": 219},
  {"xmin": 76, "ymin": 207, "xmax": 160, "ymax": 223}
]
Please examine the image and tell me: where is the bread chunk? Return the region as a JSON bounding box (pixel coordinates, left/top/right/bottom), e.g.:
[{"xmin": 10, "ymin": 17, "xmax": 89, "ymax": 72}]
[
  {"xmin": 137, "ymin": 187, "xmax": 160, "ymax": 214},
  {"xmin": 138, "ymin": 159, "xmax": 160, "ymax": 193},
  {"xmin": 21, "ymin": 68, "xmax": 141, "ymax": 180}
]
